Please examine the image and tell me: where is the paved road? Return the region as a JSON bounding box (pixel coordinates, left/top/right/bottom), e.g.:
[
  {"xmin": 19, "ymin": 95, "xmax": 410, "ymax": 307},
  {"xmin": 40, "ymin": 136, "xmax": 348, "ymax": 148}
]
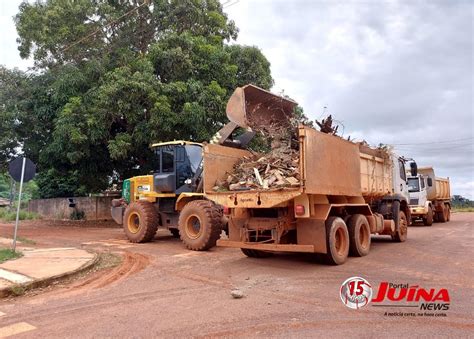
[{"xmin": 0, "ymin": 213, "xmax": 472, "ymax": 337}]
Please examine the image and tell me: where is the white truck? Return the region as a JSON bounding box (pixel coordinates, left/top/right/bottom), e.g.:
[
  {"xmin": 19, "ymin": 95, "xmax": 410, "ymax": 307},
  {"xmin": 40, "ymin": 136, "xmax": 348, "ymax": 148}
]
[{"xmin": 407, "ymin": 167, "xmax": 451, "ymax": 225}]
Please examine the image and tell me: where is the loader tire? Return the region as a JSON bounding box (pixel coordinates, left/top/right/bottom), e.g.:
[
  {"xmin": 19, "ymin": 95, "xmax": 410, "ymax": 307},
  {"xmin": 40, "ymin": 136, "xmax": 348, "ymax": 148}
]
[
  {"xmin": 324, "ymin": 217, "xmax": 349, "ymax": 265},
  {"xmin": 347, "ymin": 214, "xmax": 371, "ymax": 257},
  {"xmin": 437, "ymin": 205, "xmax": 447, "ymax": 223},
  {"xmin": 178, "ymin": 200, "xmax": 222, "ymax": 251},
  {"xmin": 241, "ymin": 248, "xmax": 273, "ymax": 258},
  {"xmin": 123, "ymin": 201, "xmax": 159, "ymax": 243},
  {"xmin": 423, "ymin": 206, "xmax": 433, "ymax": 226}
]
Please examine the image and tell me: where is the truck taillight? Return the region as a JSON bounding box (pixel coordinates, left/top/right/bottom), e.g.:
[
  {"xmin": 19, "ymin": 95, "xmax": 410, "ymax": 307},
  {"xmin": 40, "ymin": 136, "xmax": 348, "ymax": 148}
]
[
  {"xmin": 295, "ymin": 204, "xmax": 305, "ymax": 216},
  {"xmin": 223, "ymin": 206, "xmax": 231, "ymax": 215}
]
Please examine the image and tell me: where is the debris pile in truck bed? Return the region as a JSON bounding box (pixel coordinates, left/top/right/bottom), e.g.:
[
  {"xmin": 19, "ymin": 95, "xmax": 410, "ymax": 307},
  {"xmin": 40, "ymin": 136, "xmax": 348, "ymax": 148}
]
[
  {"xmin": 214, "ymin": 123, "xmax": 301, "ymax": 191},
  {"xmin": 215, "ymin": 147, "xmax": 300, "ymax": 191}
]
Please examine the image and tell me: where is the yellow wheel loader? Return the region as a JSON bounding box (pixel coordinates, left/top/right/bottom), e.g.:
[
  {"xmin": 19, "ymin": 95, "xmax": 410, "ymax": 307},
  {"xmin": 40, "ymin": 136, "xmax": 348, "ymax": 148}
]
[{"xmin": 111, "ymin": 84, "xmax": 295, "ymax": 250}]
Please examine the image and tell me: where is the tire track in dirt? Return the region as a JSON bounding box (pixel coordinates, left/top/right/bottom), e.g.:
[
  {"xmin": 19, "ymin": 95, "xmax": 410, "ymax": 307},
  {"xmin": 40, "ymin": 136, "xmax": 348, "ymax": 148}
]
[
  {"xmin": 72, "ymin": 251, "xmax": 150, "ymax": 290},
  {"xmin": 1, "ymin": 284, "xmax": 215, "ymax": 325},
  {"xmin": 194, "ymin": 318, "xmax": 474, "ymax": 338}
]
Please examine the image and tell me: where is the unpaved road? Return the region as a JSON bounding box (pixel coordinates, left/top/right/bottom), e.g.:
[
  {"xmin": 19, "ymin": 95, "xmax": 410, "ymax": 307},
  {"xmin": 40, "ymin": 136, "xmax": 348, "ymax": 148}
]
[{"xmin": 0, "ymin": 213, "xmax": 472, "ymax": 338}]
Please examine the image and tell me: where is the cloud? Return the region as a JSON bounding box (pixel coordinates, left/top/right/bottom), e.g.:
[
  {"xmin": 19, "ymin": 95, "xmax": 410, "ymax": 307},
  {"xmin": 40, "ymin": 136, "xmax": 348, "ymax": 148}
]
[
  {"xmin": 225, "ymin": 0, "xmax": 473, "ymax": 198},
  {"xmin": 0, "ymin": 1, "xmax": 33, "ymax": 70}
]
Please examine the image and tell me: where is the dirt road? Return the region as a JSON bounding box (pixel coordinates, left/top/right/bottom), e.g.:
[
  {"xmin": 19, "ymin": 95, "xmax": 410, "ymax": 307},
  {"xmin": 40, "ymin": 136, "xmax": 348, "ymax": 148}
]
[{"xmin": 0, "ymin": 213, "xmax": 472, "ymax": 337}]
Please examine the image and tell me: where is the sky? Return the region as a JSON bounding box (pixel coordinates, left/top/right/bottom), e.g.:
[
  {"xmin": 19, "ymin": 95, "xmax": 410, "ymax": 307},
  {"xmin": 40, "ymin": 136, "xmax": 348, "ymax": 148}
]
[
  {"xmin": 223, "ymin": 0, "xmax": 473, "ymax": 199},
  {"xmin": 0, "ymin": 0, "xmax": 473, "ymax": 198}
]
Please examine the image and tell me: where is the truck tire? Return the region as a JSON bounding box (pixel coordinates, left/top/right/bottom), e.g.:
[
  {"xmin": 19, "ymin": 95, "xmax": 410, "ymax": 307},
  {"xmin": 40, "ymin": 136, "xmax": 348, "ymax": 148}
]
[
  {"xmin": 438, "ymin": 205, "xmax": 447, "ymax": 223},
  {"xmin": 423, "ymin": 206, "xmax": 433, "ymax": 226},
  {"xmin": 241, "ymin": 248, "xmax": 273, "ymax": 258},
  {"xmin": 391, "ymin": 210, "xmax": 408, "ymax": 242},
  {"xmin": 169, "ymin": 228, "xmax": 180, "ymax": 238},
  {"xmin": 324, "ymin": 217, "xmax": 349, "ymax": 265},
  {"xmin": 123, "ymin": 201, "xmax": 159, "ymax": 243},
  {"xmin": 178, "ymin": 200, "xmax": 222, "ymax": 251},
  {"xmin": 347, "ymin": 214, "xmax": 371, "ymax": 257},
  {"xmin": 446, "ymin": 205, "xmax": 451, "ymax": 222}
]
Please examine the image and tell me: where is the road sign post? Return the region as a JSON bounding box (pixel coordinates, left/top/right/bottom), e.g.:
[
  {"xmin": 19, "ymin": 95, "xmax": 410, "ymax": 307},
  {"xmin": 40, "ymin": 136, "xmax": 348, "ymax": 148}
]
[
  {"xmin": 8, "ymin": 157, "xmax": 36, "ymax": 252},
  {"xmin": 12, "ymin": 158, "xmax": 26, "ymax": 252}
]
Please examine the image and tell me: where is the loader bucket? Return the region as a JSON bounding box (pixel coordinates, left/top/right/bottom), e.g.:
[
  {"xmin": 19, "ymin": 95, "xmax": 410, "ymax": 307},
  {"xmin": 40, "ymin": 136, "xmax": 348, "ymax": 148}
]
[{"xmin": 226, "ymin": 84, "xmax": 298, "ymax": 130}]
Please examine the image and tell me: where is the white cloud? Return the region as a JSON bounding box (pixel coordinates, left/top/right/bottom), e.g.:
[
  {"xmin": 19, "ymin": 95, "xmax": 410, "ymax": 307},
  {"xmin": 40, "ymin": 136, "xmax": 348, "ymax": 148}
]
[
  {"xmin": 225, "ymin": 0, "xmax": 473, "ymax": 199},
  {"xmin": 0, "ymin": 1, "xmax": 33, "ymax": 70}
]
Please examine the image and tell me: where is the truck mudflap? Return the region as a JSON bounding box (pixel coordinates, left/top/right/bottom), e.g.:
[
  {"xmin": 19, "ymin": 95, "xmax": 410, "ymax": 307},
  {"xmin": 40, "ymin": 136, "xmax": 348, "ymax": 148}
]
[
  {"xmin": 111, "ymin": 206, "xmax": 125, "ymax": 225},
  {"xmin": 216, "ymin": 239, "xmax": 316, "ymax": 253}
]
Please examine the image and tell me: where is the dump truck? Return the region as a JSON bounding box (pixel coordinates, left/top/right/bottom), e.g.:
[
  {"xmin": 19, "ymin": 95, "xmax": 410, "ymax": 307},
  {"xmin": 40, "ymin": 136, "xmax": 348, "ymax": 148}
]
[
  {"xmin": 407, "ymin": 167, "xmax": 451, "ymax": 225},
  {"xmin": 110, "ymin": 85, "xmax": 287, "ymax": 251},
  {"xmin": 204, "ymin": 87, "xmax": 416, "ymax": 265}
]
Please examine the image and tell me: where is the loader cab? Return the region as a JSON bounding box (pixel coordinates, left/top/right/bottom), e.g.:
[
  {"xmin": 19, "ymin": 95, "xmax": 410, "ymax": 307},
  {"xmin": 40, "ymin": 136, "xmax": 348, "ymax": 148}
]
[{"xmin": 151, "ymin": 141, "xmax": 203, "ymax": 194}]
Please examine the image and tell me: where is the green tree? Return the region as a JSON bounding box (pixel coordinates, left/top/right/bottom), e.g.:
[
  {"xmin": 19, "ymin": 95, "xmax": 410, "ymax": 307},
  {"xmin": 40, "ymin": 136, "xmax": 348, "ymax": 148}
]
[
  {"xmin": 9, "ymin": 0, "xmax": 276, "ymax": 197},
  {"xmin": 0, "ymin": 66, "xmax": 28, "ymax": 169}
]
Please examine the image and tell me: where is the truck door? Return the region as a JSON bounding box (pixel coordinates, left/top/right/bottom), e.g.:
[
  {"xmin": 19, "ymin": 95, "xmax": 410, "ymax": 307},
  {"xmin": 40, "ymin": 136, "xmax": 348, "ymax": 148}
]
[
  {"xmin": 398, "ymin": 159, "xmax": 409, "ymax": 201},
  {"xmin": 392, "ymin": 156, "xmax": 409, "ymax": 201}
]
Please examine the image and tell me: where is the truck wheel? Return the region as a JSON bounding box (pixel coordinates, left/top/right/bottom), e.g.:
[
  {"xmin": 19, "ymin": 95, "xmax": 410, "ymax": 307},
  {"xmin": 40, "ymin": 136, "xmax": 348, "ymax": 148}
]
[
  {"xmin": 347, "ymin": 214, "xmax": 371, "ymax": 257},
  {"xmin": 392, "ymin": 210, "xmax": 408, "ymax": 242},
  {"xmin": 178, "ymin": 200, "xmax": 222, "ymax": 251},
  {"xmin": 169, "ymin": 228, "xmax": 180, "ymax": 238},
  {"xmin": 241, "ymin": 248, "xmax": 273, "ymax": 258},
  {"xmin": 438, "ymin": 205, "xmax": 447, "ymax": 223},
  {"xmin": 123, "ymin": 201, "xmax": 159, "ymax": 243},
  {"xmin": 324, "ymin": 217, "xmax": 349, "ymax": 265},
  {"xmin": 446, "ymin": 205, "xmax": 451, "ymax": 221},
  {"xmin": 423, "ymin": 206, "xmax": 433, "ymax": 226}
]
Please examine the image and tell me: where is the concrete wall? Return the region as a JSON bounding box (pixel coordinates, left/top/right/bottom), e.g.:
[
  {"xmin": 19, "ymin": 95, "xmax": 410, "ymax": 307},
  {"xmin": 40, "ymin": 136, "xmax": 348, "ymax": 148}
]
[{"xmin": 28, "ymin": 196, "xmax": 116, "ymax": 220}]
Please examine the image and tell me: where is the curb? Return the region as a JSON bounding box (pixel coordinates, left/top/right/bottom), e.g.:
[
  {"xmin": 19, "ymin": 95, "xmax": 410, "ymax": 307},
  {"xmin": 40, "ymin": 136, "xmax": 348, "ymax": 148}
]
[{"xmin": 0, "ymin": 251, "xmax": 100, "ymax": 298}]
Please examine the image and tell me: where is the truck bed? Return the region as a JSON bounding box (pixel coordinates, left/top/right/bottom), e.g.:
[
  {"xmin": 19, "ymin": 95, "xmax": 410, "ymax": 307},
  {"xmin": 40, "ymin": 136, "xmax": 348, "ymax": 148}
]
[{"xmin": 204, "ymin": 126, "xmax": 394, "ymax": 208}]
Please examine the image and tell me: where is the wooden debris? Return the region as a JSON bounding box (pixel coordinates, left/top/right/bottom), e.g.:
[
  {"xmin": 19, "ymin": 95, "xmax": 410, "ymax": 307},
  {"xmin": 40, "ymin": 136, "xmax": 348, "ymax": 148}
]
[
  {"xmin": 215, "ymin": 138, "xmax": 301, "ymax": 191},
  {"xmin": 315, "ymin": 115, "xmax": 339, "ymax": 135},
  {"xmin": 214, "ymin": 118, "xmax": 301, "ymax": 191}
]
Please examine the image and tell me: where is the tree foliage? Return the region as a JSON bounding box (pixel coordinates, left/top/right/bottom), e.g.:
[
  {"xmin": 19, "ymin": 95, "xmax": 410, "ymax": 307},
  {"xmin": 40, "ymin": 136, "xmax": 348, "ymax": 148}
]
[{"xmin": 2, "ymin": 0, "xmax": 276, "ymax": 198}]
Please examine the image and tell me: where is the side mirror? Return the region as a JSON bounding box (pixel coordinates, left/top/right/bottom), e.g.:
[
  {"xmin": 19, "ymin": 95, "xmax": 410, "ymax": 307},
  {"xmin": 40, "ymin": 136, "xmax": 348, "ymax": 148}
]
[
  {"xmin": 410, "ymin": 162, "xmax": 418, "ymax": 176},
  {"xmin": 427, "ymin": 178, "xmax": 433, "ymax": 187}
]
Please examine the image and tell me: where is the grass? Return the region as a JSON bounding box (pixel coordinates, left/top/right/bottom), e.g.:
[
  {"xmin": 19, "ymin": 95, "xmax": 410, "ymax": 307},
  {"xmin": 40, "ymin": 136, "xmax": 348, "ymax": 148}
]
[
  {"xmin": 15, "ymin": 236, "xmax": 36, "ymax": 245},
  {"xmin": 0, "ymin": 208, "xmax": 40, "ymax": 222},
  {"xmin": 453, "ymin": 207, "xmax": 474, "ymax": 212},
  {"xmin": 10, "ymin": 284, "xmax": 26, "ymax": 296},
  {"xmin": 0, "ymin": 248, "xmax": 23, "ymax": 263}
]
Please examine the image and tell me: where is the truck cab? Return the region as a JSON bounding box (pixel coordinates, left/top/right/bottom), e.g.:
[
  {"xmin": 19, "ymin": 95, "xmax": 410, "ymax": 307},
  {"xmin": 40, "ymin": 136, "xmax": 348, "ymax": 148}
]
[
  {"xmin": 407, "ymin": 173, "xmax": 435, "ymax": 225},
  {"xmin": 407, "ymin": 174, "xmax": 429, "ymax": 214},
  {"xmin": 392, "ymin": 155, "xmax": 411, "ymax": 203}
]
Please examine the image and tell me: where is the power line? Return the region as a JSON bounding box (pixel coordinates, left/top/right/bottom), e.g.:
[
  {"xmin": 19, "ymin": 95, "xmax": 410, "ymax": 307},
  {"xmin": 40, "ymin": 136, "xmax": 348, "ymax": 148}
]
[
  {"xmin": 61, "ymin": 1, "xmax": 149, "ymax": 53},
  {"xmin": 391, "ymin": 137, "xmax": 474, "ymax": 146},
  {"xmin": 223, "ymin": 0, "xmax": 240, "ymax": 9}
]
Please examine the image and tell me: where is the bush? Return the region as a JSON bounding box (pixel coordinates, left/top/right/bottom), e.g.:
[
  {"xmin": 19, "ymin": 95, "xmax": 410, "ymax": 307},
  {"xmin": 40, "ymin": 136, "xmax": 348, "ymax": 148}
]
[
  {"xmin": 70, "ymin": 209, "xmax": 85, "ymax": 220},
  {"xmin": 453, "ymin": 207, "xmax": 474, "ymax": 212},
  {"xmin": 0, "ymin": 208, "xmax": 40, "ymax": 221}
]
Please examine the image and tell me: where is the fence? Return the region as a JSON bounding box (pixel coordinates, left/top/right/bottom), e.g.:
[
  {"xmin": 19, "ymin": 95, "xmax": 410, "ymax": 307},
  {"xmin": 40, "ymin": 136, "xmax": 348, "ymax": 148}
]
[{"xmin": 28, "ymin": 196, "xmax": 117, "ymax": 220}]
